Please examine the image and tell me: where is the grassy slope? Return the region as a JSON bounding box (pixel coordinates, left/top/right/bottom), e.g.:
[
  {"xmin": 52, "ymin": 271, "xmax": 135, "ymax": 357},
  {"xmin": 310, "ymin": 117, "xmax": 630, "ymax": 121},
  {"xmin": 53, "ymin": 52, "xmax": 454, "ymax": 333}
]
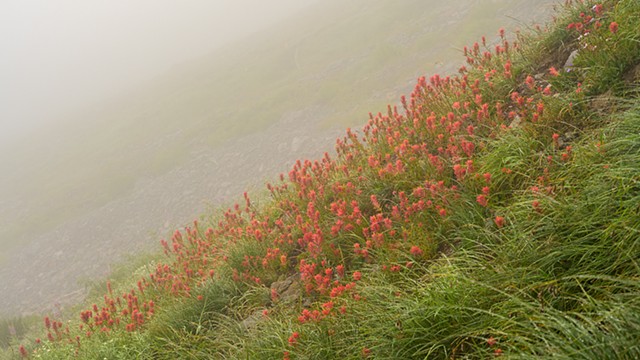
[
  {"xmin": 0, "ymin": 0, "xmax": 556, "ymax": 253},
  {"xmin": 5, "ymin": 0, "xmax": 640, "ymax": 358}
]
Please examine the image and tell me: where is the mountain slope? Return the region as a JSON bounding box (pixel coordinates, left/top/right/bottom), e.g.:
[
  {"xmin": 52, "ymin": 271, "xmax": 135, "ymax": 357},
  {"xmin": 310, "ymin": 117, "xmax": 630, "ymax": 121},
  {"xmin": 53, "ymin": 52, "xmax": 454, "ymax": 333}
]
[
  {"xmin": 0, "ymin": 0, "xmax": 557, "ymax": 316},
  {"xmin": 0, "ymin": 0, "xmax": 557, "ymax": 251},
  {"xmin": 7, "ymin": 0, "xmax": 640, "ymax": 358}
]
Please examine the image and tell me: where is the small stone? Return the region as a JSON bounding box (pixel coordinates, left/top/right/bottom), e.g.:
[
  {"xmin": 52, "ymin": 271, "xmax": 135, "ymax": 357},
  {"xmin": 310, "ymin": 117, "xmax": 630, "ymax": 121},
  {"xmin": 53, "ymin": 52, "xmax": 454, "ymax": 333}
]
[
  {"xmin": 563, "ymin": 50, "xmax": 580, "ymax": 72},
  {"xmin": 240, "ymin": 309, "xmax": 264, "ymax": 331},
  {"xmin": 509, "ymin": 115, "xmax": 522, "ymax": 128},
  {"xmin": 270, "ymin": 274, "xmax": 301, "ymax": 304}
]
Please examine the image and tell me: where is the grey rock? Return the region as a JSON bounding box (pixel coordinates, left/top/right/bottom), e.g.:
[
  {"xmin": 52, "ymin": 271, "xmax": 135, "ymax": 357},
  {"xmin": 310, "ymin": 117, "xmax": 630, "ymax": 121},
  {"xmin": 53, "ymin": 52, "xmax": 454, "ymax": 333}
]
[{"xmin": 564, "ymin": 50, "xmax": 580, "ymax": 72}]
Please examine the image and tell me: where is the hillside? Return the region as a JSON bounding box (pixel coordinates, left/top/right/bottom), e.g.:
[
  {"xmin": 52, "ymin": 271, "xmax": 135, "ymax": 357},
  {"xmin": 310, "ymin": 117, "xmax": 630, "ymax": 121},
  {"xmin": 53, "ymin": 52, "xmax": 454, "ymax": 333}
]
[
  {"xmin": 0, "ymin": 0, "xmax": 558, "ymax": 316},
  {"xmin": 4, "ymin": 0, "xmax": 640, "ymax": 358},
  {"xmin": 0, "ymin": 0, "xmax": 557, "ymax": 254}
]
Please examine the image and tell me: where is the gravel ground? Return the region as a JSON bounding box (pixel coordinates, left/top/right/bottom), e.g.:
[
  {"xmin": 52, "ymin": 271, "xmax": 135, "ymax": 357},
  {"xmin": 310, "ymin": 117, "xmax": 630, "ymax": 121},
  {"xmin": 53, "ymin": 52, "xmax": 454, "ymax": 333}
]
[
  {"xmin": 0, "ymin": 0, "xmax": 560, "ymax": 318},
  {"xmin": 0, "ymin": 107, "xmax": 346, "ymax": 316}
]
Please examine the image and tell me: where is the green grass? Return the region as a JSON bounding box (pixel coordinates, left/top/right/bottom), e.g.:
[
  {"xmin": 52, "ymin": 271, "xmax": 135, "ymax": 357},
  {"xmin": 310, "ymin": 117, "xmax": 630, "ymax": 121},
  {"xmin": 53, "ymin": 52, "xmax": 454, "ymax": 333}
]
[{"xmin": 5, "ymin": 0, "xmax": 640, "ymax": 359}]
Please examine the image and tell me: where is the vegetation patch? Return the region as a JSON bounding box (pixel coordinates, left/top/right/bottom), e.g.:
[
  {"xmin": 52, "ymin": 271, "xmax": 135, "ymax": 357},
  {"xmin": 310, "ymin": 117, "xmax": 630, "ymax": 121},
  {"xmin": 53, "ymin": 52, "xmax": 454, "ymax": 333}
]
[{"xmin": 4, "ymin": 0, "xmax": 640, "ymax": 358}]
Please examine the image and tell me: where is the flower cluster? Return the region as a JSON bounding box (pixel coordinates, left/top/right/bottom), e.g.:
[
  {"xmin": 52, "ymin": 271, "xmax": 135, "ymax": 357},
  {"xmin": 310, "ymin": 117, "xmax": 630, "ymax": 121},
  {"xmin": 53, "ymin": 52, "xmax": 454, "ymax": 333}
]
[{"xmin": 26, "ymin": 2, "xmax": 614, "ymax": 357}]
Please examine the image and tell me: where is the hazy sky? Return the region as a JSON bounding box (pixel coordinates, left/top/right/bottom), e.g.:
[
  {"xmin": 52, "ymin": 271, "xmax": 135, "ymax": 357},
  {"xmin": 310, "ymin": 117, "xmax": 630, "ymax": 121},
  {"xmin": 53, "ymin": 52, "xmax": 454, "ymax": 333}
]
[{"xmin": 0, "ymin": 0, "xmax": 317, "ymax": 143}]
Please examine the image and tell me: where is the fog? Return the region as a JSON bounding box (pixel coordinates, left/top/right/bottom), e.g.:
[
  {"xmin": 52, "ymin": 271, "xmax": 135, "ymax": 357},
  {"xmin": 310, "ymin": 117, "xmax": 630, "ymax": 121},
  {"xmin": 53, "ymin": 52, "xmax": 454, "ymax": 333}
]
[
  {"xmin": 0, "ymin": 0, "xmax": 317, "ymax": 143},
  {"xmin": 0, "ymin": 0, "xmax": 560, "ymax": 316}
]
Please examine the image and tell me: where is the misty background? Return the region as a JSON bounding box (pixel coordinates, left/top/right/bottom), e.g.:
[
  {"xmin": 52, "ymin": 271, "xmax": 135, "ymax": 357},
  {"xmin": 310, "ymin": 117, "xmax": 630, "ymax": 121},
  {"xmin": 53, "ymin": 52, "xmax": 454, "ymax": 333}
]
[
  {"xmin": 1, "ymin": 0, "xmax": 559, "ymax": 316},
  {"xmin": 0, "ymin": 0, "xmax": 317, "ymax": 143}
]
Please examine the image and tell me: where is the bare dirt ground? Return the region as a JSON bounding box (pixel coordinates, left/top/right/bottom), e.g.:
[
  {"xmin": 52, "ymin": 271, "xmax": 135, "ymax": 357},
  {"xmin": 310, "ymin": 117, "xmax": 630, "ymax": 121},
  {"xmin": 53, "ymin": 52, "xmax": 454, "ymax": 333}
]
[{"xmin": 0, "ymin": 106, "xmax": 347, "ymax": 316}]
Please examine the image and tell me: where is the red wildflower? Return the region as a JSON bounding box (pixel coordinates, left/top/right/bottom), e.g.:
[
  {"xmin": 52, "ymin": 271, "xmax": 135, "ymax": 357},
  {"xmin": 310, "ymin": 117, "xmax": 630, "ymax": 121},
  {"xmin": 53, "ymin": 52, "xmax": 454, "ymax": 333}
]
[
  {"xmin": 19, "ymin": 345, "xmax": 28, "ymax": 358},
  {"xmin": 494, "ymin": 216, "xmax": 505, "ymax": 228},
  {"xmin": 533, "ymin": 200, "xmax": 541, "ymax": 212},
  {"xmin": 609, "ymin": 21, "xmax": 619, "ymax": 34},
  {"xmin": 476, "ymin": 194, "xmax": 488, "ymax": 207},
  {"xmin": 453, "ymin": 163, "xmax": 466, "ymax": 180},
  {"xmin": 353, "ymin": 271, "xmax": 362, "ymax": 281},
  {"xmin": 549, "ymin": 67, "xmax": 560, "ymax": 77},
  {"xmin": 525, "ymin": 75, "xmax": 535, "ymax": 89},
  {"xmin": 370, "ymin": 195, "xmax": 381, "ymax": 210},
  {"xmin": 593, "ymin": 4, "xmax": 603, "ymax": 15},
  {"xmin": 288, "ymin": 332, "xmax": 300, "ymax": 346},
  {"xmin": 410, "ymin": 245, "xmax": 424, "ymax": 257},
  {"xmin": 487, "ymin": 336, "xmax": 497, "ymax": 346},
  {"xmin": 537, "ymin": 102, "xmax": 544, "ymax": 115}
]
